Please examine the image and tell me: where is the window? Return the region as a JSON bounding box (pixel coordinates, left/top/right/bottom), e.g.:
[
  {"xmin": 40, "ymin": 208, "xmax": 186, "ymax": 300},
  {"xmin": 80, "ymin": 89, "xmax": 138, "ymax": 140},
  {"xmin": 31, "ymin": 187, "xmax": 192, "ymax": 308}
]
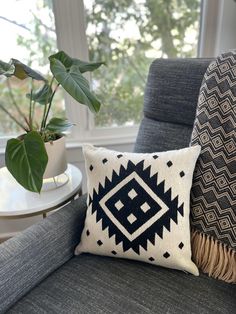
[
  {"xmin": 84, "ymin": 0, "xmax": 201, "ymax": 129},
  {"xmin": 0, "ymin": 0, "xmax": 64, "ymax": 141},
  {"xmin": 0, "ymin": 0, "xmax": 202, "ymax": 147}
]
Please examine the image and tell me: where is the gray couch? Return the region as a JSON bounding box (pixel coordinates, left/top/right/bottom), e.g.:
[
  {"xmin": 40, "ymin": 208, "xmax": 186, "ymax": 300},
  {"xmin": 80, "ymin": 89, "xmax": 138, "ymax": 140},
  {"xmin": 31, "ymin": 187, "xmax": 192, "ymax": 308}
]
[{"xmin": 0, "ymin": 59, "xmax": 235, "ymax": 314}]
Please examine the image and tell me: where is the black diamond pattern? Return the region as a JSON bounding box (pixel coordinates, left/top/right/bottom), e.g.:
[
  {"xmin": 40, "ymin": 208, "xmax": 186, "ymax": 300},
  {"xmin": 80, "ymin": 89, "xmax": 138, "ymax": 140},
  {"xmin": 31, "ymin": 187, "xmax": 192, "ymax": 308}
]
[
  {"xmin": 105, "ymin": 178, "xmax": 162, "ymax": 235},
  {"xmin": 117, "ymin": 154, "xmax": 123, "ymax": 158},
  {"xmin": 167, "ymin": 161, "xmax": 173, "ymax": 167},
  {"xmin": 163, "ymin": 252, "xmax": 170, "ymax": 258},
  {"xmin": 178, "ymin": 242, "xmax": 184, "ymax": 249},
  {"xmin": 91, "ymin": 160, "xmax": 184, "ymax": 254},
  {"xmin": 89, "ymin": 165, "xmax": 93, "ymax": 171},
  {"xmin": 180, "ymin": 171, "xmax": 185, "ymax": 177},
  {"xmin": 86, "ymin": 230, "xmax": 90, "ymax": 236},
  {"xmin": 149, "ymin": 257, "xmax": 155, "ymax": 262},
  {"xmin": 102, "ymin": 158, "xmax": 108, "ymax": 164},
  {"xmin": 153, "ymin": 155, "xmax": 158, "ymax": 159},
  {"xmin": 111, "ymin": 250, "xmax": 117, "ymax": 255},
  {"xmin": 97, "ymin": 240, "xmax": 103, "ymax": 246}
]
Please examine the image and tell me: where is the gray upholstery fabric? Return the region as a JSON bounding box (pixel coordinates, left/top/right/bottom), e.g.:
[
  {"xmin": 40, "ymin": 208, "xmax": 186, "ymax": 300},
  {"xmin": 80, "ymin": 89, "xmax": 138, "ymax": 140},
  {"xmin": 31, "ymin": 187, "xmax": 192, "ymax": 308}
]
[
  {"xmin": 135, "ymin": 117, "xmax": 193, "ymax": 153},
  {"xmin": 134, "ymin": 58, "xmax": 212, "ymax": 153},
  {"xmin": 143, "ymin": 58, "xmax": 211, "ymax": 125},
  {"xmin": 8, "ymin": 254, "xmax": 236, "ymax": 314},
  {"xmin": 0, "ymin": 195, "xmax": 87, "ymax": 314}
]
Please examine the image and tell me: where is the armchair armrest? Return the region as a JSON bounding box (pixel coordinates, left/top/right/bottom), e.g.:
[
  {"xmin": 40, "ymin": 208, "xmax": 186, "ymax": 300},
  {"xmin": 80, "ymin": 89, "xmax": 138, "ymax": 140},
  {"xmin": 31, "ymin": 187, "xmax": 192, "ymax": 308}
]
[{"xmin": 0, "ymin": 194, "xmax": 87, "ymax": 313}]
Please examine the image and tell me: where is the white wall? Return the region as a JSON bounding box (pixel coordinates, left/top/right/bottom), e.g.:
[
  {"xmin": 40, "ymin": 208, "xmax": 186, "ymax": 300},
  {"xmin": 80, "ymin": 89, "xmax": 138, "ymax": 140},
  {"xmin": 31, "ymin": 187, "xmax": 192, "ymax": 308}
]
[
  {"xmin": 215, "ymin": 0, "xmax": 236, "ymax": 55},
  {"xmin": 199, "ymin": 0, "xmax": 236, "ymax": 57}
]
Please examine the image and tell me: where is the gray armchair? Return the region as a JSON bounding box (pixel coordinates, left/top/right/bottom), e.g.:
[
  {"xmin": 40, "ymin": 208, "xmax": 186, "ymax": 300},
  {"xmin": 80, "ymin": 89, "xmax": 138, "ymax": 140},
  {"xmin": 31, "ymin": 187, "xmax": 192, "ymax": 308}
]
[{"xmin": 0, "ymin": 59, "xmax": 235, "ymax": 314}]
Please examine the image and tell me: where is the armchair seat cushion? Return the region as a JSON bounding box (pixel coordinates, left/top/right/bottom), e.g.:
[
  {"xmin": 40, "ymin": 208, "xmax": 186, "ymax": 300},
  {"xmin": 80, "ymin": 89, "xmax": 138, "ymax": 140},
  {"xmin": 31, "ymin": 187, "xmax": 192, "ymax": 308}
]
[{"xmin": 8, "ymin": 254, "xmax": 236, "ymax": 314}]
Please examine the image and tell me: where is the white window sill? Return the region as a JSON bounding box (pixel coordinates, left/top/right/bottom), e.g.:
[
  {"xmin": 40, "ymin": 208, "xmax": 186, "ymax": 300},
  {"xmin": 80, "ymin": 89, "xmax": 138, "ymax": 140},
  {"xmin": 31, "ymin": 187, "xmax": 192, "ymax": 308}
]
[{"xmin": 0, "ymin": 132, "xmax": 137, "ymax": 156}]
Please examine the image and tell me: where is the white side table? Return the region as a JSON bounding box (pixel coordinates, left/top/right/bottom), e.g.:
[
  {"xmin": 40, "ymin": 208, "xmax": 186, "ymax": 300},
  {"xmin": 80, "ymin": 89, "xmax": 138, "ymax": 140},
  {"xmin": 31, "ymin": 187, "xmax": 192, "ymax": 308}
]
[{"xmin": 0, "ymin": 164, "xmax": 82, "ymax": 241}]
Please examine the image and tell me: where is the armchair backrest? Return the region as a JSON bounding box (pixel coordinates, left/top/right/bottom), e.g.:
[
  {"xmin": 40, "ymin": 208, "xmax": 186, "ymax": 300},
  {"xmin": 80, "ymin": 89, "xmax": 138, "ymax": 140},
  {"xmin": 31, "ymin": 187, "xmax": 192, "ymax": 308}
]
[{"xmin": 134, "ymin": 58, "xmax": 212, "ymax": 153}]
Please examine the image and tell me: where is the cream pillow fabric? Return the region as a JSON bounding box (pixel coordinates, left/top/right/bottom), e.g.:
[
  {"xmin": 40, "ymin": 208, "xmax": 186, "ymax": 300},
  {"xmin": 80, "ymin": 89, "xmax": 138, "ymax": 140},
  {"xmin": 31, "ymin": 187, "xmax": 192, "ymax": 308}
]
[{"xmin": 75, "ymin": 144, "xmax": 200, "ymax": 276}]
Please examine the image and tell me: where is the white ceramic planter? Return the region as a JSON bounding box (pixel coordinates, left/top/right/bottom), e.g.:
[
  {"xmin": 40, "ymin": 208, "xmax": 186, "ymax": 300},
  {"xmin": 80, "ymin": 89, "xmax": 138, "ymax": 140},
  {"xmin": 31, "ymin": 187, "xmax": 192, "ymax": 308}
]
[{"xmin": 43, "ymin": 136, "xmax": 67, "ymax": 179}]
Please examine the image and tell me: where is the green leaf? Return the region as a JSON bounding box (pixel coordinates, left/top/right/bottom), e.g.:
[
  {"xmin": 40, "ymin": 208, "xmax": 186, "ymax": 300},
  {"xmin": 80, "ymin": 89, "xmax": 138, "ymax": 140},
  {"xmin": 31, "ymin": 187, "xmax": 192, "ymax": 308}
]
[
  {"xmin": 0, "ymin": 60, "xmax": 15, "ymax": 77},
  {"xmin": 5, "ymin": 131, "xmax": 48, "ymax": 193},
  {"xmin": 45, "ymin": 117, "xmax": 74, "ymax": 133},
  {"xmin": 49, "ymin": 51, "xmax": 73, "ymax": 69},
  {"xmin": 26, "ymin": 83, "xmax": 53, "ymax": 105},
  {"xmin": 49, "ymin": 50, "xmax": 105, "ymax": 73},
  {"xmin": 49, "ymin": 58, "xmax": 101, "ymax": 113},
  {"xmin": 10, "ymin": 59, "xmax": 46, "ymax": 81},
  {"xmin": 72, "ymin": 59, "xmax": 105, "ymax": 73}
]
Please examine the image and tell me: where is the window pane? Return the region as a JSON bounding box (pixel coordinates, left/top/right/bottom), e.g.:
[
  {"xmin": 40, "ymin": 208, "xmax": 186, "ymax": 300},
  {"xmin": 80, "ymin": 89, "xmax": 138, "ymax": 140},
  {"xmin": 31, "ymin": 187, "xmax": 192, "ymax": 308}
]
[
  {"xmin": 84, "ymin": 0, "xmax": 201, "ymax": 128},
  {"xmin": 0, "ymin": 0, "xmax": 65, "ymax": 137}
]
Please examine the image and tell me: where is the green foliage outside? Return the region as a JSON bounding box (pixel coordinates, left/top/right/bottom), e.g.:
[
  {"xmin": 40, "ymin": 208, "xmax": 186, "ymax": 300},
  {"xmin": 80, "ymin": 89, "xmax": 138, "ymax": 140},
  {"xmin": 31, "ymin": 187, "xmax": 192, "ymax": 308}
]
[
  {"xmin": 86, "ymin": 0, "xmax": 201, "ymax": 126},
  {"xmin": 0, "ymin": 0, "xmax": 201, "ymax": 135}
]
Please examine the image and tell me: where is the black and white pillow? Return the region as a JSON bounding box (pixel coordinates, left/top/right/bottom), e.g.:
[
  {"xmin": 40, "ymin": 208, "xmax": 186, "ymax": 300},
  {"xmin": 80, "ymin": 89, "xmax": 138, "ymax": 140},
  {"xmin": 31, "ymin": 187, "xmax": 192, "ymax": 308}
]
[{"xmin": 75, "ymin": 144, "xmax": 200, "ymax": 275}]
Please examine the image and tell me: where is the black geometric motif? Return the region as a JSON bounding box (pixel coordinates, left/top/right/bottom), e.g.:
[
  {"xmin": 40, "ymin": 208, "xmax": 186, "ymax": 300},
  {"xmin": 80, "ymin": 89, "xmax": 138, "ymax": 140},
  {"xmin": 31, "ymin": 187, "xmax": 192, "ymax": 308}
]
[
  {"xmin": 153, "ymin": 155, "xmax": 158, "ymax": 159},
  {"xmin": 102, "ymin": 158, "xmax": 108, "ymax": 164},
  {"xmin": 97, "ymin": 240, "xmax": 103, "ymax": 246},
  {"xmin": 91, "ymin": 160, "xmax": 184, "ymax": 255},
  {"xmin": 117, "ymin": 154, "xmax": 123, "ymax": 158},
  {"xmin": 149, "ymin": 257, "xmax": 155, "ymax": 261},
  {"xmin": 179, "ymin": 171, "xmax": 185, "ymax": 178},
  {"xmin": 89, "ymin": 165, "xmax": 93, "ymax": 171},
  {"xmin": 163, "ymin": 252, "xmax": 170, "ymax": 258},
  {"xmin": 178, "ymin": 242, "xmax": 184, "ymax": 249},
  {"xmin": 86, "ymin": 230, "xmax": 90, "ymax": 236},
  {"xmin": 167, "ymin": 161, "xmax": 173, "ymax": 167},
  {"xmin": 111, "ymin": 250, "xmax": 117, "ymax": 255}
]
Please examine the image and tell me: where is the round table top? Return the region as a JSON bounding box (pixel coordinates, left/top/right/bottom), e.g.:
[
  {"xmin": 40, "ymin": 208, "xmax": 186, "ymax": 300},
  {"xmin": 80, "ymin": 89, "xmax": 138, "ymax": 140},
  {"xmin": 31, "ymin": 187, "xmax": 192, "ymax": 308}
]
[{"xmin": 0, "ymin": 164, "xmax": 82, "ymax": 217}]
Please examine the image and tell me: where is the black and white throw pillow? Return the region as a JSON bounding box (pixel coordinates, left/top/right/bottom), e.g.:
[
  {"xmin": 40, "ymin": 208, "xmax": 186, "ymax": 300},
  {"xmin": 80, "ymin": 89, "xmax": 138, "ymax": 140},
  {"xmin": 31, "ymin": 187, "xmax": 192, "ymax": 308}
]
[{"xmin": 75, "ymin": 144, "xmax": 200, "ymax": 275}]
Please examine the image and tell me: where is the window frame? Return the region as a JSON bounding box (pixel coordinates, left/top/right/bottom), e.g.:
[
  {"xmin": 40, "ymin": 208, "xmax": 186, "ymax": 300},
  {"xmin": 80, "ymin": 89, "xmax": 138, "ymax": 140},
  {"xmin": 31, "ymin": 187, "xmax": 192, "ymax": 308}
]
[
  {"xmin": 52, "ymin": 0, "xmax": 139, "ymax": 147},
  {"xmin": 0, "ymin": 0, "xmax": 207, "ymax": 149}
]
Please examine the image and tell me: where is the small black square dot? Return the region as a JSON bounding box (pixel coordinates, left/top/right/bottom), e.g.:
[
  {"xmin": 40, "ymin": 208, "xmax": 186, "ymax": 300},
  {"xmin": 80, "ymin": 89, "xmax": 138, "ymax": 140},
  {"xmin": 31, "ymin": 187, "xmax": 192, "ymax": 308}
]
[
  {"xmin": 111, "ymin": 250, "xmax": 117, "ymax": 255},
  {"xmin": 178, "ymin": 242, "xmax": 184, "ymax": 249},
  {"xmin": 163, "ymin": 252, "xmax": 170, "ymax": 258},
  {"xmin": 102, "ymin": 158, "xmax": 108, "ymax": 164},
  {"xmin": 86, "ymin": 230, "xmax": 90, "ymax": 236},
  {"xmin": 180, "ymin": 171, "xmax": 185, "ymax": 177},
  {"xmin": 149, "ymin": 257, "xmax": 155, "ymax": 262},
  {"xmin": 117, "ymin": 154, "xmax": 123, "ymax": 158},
  {"xmin": 167, "ymin": 161, "xmax": 173, "ymax": 167},
  {"xmin": 97, "ymin": 240, "xmax": 103, "ymax": 246},
  {"xmin": 89, "ymin": 165, "xmax": 93, "ymax": 171},
  {"xmin": 153, "ymin": 155, "xmax": 158, "ymax": 159}
]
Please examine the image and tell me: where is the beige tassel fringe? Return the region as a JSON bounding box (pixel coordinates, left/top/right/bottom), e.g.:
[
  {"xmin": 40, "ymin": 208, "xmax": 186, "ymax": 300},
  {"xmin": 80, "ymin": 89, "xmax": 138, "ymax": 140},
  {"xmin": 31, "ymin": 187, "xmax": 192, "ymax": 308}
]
[{"xmin": 191, "ymin": 229, "xmax": 236, "ymax": 284}]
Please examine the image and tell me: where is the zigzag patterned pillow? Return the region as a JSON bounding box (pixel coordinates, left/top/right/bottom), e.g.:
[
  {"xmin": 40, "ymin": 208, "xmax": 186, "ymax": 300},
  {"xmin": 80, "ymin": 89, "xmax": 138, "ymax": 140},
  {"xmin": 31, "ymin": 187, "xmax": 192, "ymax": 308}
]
[{"xmin": 75, "ymin": 144, "xmax": 200, "ymax": 275}]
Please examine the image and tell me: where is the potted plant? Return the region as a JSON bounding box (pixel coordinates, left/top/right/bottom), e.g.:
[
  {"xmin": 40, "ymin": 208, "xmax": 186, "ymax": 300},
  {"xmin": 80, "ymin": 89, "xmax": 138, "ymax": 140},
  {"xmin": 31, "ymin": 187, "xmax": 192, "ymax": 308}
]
[{"xmin": 0, "ymin": 51, "xmax": 104, "ymax": 193}]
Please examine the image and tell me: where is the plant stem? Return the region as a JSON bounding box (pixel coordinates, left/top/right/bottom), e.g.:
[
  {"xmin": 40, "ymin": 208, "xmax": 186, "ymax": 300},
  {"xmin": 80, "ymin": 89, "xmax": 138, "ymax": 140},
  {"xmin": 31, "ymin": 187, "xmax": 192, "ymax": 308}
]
[
  {"xmin": 31, "ymin": 100, "xmax": 36, "ymax": 128},
  {"xmin": 7, "ymin": 79, "xmax": 30, "ymax": 128},
  {"xmin": 43, "ymin": 83, "xmax": 60, "ymax": 128},
  {"xmin": 29, "ymin": 78, "xmax": 34, "ymax": 130},
  {"xmin": 0, "ymin": 103, "xmax": 28, "ymax": 132},
  {"xmin": 40, "ymin": 76, "xmax": 54, "ymax": 131}
]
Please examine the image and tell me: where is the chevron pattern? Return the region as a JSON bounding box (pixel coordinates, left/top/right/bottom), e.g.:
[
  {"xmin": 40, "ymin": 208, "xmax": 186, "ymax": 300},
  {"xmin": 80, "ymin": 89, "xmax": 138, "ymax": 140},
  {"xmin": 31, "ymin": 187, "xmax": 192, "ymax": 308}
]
[{"xmin": 191, "ymin": 51, "xmax": 236, "ymax": 250}]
